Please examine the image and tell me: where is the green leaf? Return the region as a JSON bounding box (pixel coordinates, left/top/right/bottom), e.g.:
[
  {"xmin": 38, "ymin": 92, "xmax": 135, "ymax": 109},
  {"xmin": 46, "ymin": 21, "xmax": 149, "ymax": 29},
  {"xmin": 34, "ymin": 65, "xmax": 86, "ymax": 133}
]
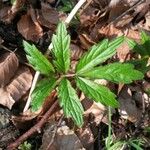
[
  {"xmin": 80, "ymin": 63, "xmax": 144, "ymax": 84},
  {"xmin": 23, "ymin": 41, "xmax": 55, "ymax": 75},
  {"xmin": 126, "ymin": 37, "xmax": 148, "ymax": 56},
  {"xmin": 76, "ymin": 77, "xmax": 119, "ymax": 108},
  {"xmin": 76, "ymin": 36, "xmax": 124, "ymax": 74},
  {"xmin": 58, "ymin": 78, "xmax": 84, "ymax": 126},
  {"xmin": 52, "ymin": 22, "xmax": 70, "ymax": 73},
  {"xmin": 31, "ymin": 77, "xmax": 56, "ymax": 111},
  {"xmin": 128, "ymin": 58, "xmax": 149, "ymax": 74},
  {"xmin": 141, "ymin": 31, "xmax": 150, "ymax": 55}
]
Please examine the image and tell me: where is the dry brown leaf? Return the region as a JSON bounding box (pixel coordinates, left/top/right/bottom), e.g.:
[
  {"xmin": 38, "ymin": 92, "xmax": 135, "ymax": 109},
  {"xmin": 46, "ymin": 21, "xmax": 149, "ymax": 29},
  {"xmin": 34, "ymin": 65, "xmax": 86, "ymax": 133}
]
[
  {"xmin": 70, "ymin": 43, "xmax": 84, "ymax": 60},
  {"xmin": 118, "ymin": 86, "xmax": 142, "ymax": 123},
  {"xmin": 11, "ymin": 0, "xmax": 25, "ymax": 13},
  {"xmin": 0, "ymin": 88, "xmax": 15, "ymax": 109},
  {"xmin": 6, "ymin": 66, "xmax": 33, "ymax": 102},
  {"xmin": 40, "ymin": 121, "xmax": 84, "ymax": 150},
  {"xmin": 17, "ymin": 11, "xmax": 43, "ymax": 42},
  {"xmin": 0, "ymin": 6, "xmax": 12, "ymax": 23},
  {"xmin": 0, "ymin": 0, "xmax": 25, "ymax": 23},
  {"xmin": 79, "ymin": 34, "xmax": 95, "ymax": 50},
  {"xmin": 37, "ymin": 2, "xmax": 59, "ymax": 30},
  {"xmin": 0, "ymin": 52, "xmax": 19, "ymax": 87},
  {"xmin": 12, "ymin": 113, "xmax": 38, "ymax": 130}
]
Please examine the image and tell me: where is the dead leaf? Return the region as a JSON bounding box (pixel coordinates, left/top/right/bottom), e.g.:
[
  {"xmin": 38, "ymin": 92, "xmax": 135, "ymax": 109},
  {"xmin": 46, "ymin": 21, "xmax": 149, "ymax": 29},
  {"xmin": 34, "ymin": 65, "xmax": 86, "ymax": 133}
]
[
  {"xmin": 118, "ymin": 86, "xmax": 142, "ymax": 123},
  {"xmin": 79, "ymin": 34, "xmax": 95, "ymax": 50},
  {"xmin": 11, "ymin": 0, "xmax": 25, "ymax": 13},
  {"xmin": 70, "ymin": 43, "xmax": 84, "ymax": 60},
  {"xmin": 0, "ymin": 0, "xmax": 25, "ymax": 23},
  {"xmin": 76, "ymin": 126, "xmax": 94, "ymax": 150},
  {"xmin": 12, "ymin": 113, "xmax": 38, "ymax": 130},
  {"xmin": 17, "ymin": 10, "xmax": 43, "ymax": 42},
  {"xmin": 37, "ymin": 2, "xmax": 59, "ymax": 30},
  {"xmin": 0, "ymin": 52, "xmax": 19, "ymax": 87},
  {"xmin": 40, "ymin": 121, "xmax": 84, "ymax": 150},
  {"xmin": 0, "ymin": 88, "xmax": 15, "ymax": 109},
  {"xmin": 6, "ymin": 66, "xmax": 33, "ymax": 102}
]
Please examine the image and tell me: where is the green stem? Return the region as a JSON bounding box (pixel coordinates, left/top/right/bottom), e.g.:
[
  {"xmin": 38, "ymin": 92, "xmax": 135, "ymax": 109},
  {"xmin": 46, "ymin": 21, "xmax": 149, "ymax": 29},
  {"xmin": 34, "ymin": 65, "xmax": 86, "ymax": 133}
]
[{"xmin": 107, "ymin": 106, "xmax": 112, "ymax": 150}]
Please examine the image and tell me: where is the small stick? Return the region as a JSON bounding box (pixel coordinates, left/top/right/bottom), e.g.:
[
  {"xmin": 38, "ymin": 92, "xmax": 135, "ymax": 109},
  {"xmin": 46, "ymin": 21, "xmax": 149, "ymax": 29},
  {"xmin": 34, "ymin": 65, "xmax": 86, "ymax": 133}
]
[
  {"xmin": 7, "ymin": 100, "xmax": 59, "ymax": 150},
  {"xmin": 23, "ymin": 0, "xmax": 86, "ymax": 112}
]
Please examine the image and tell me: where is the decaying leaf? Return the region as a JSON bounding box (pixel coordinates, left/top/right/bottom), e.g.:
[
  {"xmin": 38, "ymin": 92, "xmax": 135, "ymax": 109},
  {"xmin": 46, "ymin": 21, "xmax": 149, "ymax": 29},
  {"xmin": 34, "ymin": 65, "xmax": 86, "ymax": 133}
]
[
  {"xmin": 70, "ymin": 43, "xmax": 84, "ymax": 60},
  {"xmin": 40, "ymin": 121, "xmax": 84, "ymax": 150},
  {"xmin": 0, "ymin": 0, "xmax": 25, "ymax": 23},
  {"xmin": 6, "ymin": 66, "xmax": 33, "ymax": 102},
  {"xmin": 0, "ymin": 52, "xmax": 19, "ymax": 87},
  {"xmin": 118, "ymin": 86, "xmax": 142, "ymax": 123},
  {"xmin": 0, "ymin": 88, "xmax": 15, "ymax": 109},
  {"xmin": 37, "ymin": 2, "xmax": 59, "ymax": 30},
  {"xmin": 17, "ymin": 10, "xmax": 43, "ymax": 42}
]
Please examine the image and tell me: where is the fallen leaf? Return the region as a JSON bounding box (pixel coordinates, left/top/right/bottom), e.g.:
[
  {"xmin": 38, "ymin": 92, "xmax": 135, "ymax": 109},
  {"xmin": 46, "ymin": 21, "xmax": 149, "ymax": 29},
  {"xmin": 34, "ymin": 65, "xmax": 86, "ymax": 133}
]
[
  {"xmin": 17, "ymin": 10, "xmax": 43, "ymax": 42},
  {"xmin": 118, "ymin": 86, "xmax": 142, "ymax": 123},
  {"xmin": 0, "ymin": 88, "xmax": 15, "ymax": 109},
  {"xmin": 79, "ymin": 34, "xmax": 95, "ymax": 50},
  {"xmin": 11, "ymin": 0, "xmax": 25, "ymax": 13},
  {"xmin": 37, "ymin": 2, "xmax": 59, "ymax": 30},
  {"xmin": 0, "ymin": 0, "xmax": 25, "ymax": 23},
  {"xmin": 6, "ymin": 66, "xmax": 33, "ymax": 102},
  {"xmin": 0, "ymin": 52, "xmax": 19, "ymax": 87},
  {"xmin": 70, "ymin": 43, "xmax": 84, "ymax": 60},
  {"xmin": 40, "ymin": 121, "xmax": 84, "ymax": 150}
]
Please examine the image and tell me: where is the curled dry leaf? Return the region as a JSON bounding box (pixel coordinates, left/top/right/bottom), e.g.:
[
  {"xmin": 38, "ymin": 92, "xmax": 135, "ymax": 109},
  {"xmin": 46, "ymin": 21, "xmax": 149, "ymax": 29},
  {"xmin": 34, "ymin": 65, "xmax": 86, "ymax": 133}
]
[
  {"xmin": 17, "ymin": 11, "xmax": 43, "ymax": 42},
  {"xmin": 79, "ymin": 34, "xmax": 95, "ymax": 50},
  {"xmin": 37, "ymin": 2, "xmax": 59, "ymax": 30},
  {"xmin": 7, "ymin": 66, "xmax": 33, "ymax": 102},
  {"xmin": 0, "ymin": 52, "xmax": 19, "ymax": 87}
]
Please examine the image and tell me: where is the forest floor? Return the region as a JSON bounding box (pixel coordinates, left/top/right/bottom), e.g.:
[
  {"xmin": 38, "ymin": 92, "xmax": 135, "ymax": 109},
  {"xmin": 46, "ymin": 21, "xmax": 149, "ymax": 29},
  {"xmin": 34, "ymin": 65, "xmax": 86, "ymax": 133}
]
[{"xmin": 0, "ymin": 0, "xmax": 150, "ymax": 150}]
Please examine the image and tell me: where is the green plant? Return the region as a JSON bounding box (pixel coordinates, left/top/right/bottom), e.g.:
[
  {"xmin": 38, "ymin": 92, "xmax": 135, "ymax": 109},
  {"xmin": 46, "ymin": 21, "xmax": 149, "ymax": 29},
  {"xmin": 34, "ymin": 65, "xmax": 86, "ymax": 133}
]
[
  {"xmin": 23, "ymin": 22, "xmax": 143, "ymax": 127},
  {"xmin": 18, "ymin": 141, "xmax": 32, "ymax": 150},
  {"xmin": 105, "ymin": 137, "xmax": 144, "ymax": 150},
  {"xmin": 126, "ymin": 31, "xmax": 150, "ymax": 74},
  {"xmin": 105, "ymin": 107, "xmax": 144, "ymax": 150}
]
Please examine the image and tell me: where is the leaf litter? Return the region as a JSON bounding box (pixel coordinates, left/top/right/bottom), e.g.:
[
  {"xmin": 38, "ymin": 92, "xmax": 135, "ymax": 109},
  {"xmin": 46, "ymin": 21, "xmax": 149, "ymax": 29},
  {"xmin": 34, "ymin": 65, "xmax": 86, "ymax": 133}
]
[{"xmin": 0, "ymin": 0, "xmax": 150, "ymax": 149}]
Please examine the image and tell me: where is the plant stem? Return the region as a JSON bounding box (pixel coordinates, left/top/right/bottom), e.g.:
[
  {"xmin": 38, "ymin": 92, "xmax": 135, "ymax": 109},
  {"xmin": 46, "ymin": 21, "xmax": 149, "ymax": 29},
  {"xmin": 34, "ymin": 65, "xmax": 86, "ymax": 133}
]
[
  {"xmin": 107, "ymin": 106, "xmax": 112, "ymax": 149},
  {"xmin": 23, "ymin": 0, "xmax": 86, "ymax": 112}
]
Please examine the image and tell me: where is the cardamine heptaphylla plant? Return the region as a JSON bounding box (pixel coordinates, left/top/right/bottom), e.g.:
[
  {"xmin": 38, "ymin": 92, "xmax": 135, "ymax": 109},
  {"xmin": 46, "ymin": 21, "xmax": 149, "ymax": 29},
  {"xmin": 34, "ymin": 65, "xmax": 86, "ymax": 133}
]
[{"xmin": 23, "ymin": 22, "xmax": 143, "ymax": 127}]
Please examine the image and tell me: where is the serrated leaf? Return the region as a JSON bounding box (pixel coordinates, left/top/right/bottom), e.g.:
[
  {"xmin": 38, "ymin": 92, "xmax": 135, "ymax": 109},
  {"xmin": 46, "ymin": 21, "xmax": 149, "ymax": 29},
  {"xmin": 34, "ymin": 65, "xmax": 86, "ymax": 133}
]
[
  {"xmin": 58, "ymin": 78, "xmax": 84, "ymax": 127},
  {"xmin": 52, "ymin": 22, "xmax": 70, "ymax": 73},
  {"xmin": 76, "ymin": 36, "xmax": 124, "ymax": 74},
  {"xmin": 76, "ymin": 77, "xmax": 119, "ymax": 108},
  {"xmin": 31, "ymin": 77, "xmax": 56, "ymax": 111},
  {"xmin": 23, "ymin": 41, "xmax": 55, "ymax": 75},
  {"xmin": 126, "ymin": 37, "xmax": 148, "ymax": 56},
  {"xmin": 80, "ymin": 63, "xmax": 144, "ymax": 84}
]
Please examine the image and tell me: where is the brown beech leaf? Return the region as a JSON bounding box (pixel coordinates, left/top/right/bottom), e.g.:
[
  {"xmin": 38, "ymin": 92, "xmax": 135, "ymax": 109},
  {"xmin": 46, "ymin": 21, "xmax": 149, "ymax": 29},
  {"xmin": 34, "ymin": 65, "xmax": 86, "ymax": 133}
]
[
  {"xmin": 0, "ymin": 52, "xmax": 19, "ymax": 87},
  {"xmin": 6, "ymin": 66, "xmax": 33, "ymax": 102},
  {"xmin": 17, "ymin": 11, "xmax": 43, "ymax": 42},
  {"xmin": 0, "ymin": 88, "xmax": 15, "ymax": 109},
  {"xmin": 37, "ymin": 2, "xmax": 59, "ymax": 30}
]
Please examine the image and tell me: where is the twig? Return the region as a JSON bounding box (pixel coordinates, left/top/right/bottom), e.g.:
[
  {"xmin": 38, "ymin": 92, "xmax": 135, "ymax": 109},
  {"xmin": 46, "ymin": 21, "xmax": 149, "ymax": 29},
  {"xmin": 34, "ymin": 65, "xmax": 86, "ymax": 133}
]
[
  {"xmin": 23, "ymin": 0, "xmax": 86, "ymax": 112},
  {"xmin": 7, "ymin": 100, "xmax": 59, "ymax": 150}
]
